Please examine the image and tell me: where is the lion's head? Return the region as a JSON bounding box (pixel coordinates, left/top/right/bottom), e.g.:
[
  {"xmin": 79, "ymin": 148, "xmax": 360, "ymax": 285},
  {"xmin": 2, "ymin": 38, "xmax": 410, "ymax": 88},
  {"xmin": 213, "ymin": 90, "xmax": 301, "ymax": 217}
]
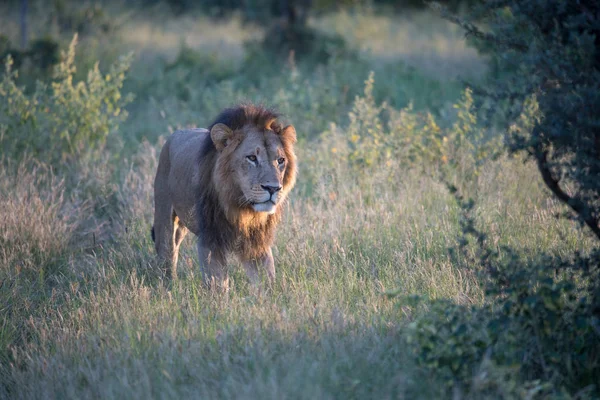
[{"xmin": 207, "ymin": 105, "xmax": 297, "ymax": 223}]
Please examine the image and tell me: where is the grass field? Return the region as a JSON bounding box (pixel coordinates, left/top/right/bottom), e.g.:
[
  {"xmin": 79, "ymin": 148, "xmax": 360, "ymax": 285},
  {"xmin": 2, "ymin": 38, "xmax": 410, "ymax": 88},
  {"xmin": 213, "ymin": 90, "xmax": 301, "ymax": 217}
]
[{"xmin": 1, "ymin": 2, "xmax": 597, "ymax": 398}]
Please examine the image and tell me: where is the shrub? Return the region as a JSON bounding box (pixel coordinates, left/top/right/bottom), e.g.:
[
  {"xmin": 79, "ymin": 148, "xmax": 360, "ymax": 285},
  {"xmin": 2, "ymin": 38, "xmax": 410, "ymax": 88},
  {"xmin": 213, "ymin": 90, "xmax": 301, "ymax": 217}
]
[
  {"xmin": 323, "ymin": 72, "xmax": 500, "ymax": 181},
  {"xmin": 343, "ymin": 71, "xmax": 388, "ymax": 168},
  {"xmin": 0, "ymin": 35, "xmax": 133, "ymax": 166},
  {"xmin": 0, "ymin": 35, "xmax": 60, "ymax": 77},
  {"xmin": 397, "ymin": 190, "xmax": 600, "ymax": 395},
  {"xmin": 398, "ymin": 2, "xmax": 600, "ymax": 395},
  {"xmin": 405, "ymin": 297, "xmax": 492, "ymax": 387},
  {"xmin": 433, "ymin": 0, "xmax": 600, "ymax": 241},
  {"xmin": 50, "ymin": 1, "xmax": 113, "ymax": 36},
  {"xmin": 249, "ymin": 22, "xmax": 352, "ymax": 65}
]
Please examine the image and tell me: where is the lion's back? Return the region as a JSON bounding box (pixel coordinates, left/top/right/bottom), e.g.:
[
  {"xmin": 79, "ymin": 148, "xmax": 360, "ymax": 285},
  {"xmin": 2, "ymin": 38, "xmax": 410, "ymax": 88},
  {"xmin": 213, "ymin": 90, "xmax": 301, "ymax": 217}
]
[
  {"xmin": 168, "ymin": 128, "xmax": 209, "ymax": 161},
  {"xmin": 163, "ymin": 128, "xmax": 211, "ymax": 234}
]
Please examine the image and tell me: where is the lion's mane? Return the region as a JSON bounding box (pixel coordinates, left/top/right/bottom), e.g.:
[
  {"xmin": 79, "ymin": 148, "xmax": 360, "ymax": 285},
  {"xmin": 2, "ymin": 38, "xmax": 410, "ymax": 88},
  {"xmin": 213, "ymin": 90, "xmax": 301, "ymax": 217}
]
[{"xmin": 194, "ymin": 104, "xmax": 297, "ymax": 259}]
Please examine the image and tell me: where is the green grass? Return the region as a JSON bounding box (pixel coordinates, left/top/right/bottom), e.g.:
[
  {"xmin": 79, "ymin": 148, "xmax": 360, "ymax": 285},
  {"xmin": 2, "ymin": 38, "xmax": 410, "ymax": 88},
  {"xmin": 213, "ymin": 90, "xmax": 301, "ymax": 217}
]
[
  {"xmin": 0, "ymin": 2, "xmax": 597, "ymax": 399},
  {"xmin": 2, "ymin": 146, "xmax": 592, "ymax": 398}
]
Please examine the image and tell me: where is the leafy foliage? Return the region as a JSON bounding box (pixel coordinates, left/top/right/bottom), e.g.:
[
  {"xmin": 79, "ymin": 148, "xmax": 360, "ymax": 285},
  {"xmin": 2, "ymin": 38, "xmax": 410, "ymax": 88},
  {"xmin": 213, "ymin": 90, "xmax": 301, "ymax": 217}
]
[
  {"xmin": 434, "ymin": 0, "xmax": 600, "ymax": 240},
  {"xmin": 0, "ymin": 35, "xmax": 133, "ymax": 166},
  {"xmin": 397, "ymin": 185, "xmax": 600, "ymax": 396},
  {"xmin": 393, "ymin": 2, "xmax": 600, "ymax": 396},
  {"xmin": 0, "ymin": 35, "xmax": 60, "ymax": 77},
  {"xmin": 325, "ymin": 73, "xmax": 500, "ymax": 181}
]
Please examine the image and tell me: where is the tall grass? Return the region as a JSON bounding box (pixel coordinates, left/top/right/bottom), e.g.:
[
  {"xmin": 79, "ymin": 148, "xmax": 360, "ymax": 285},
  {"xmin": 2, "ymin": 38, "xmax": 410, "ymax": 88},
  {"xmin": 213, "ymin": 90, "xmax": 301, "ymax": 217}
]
[
  {"xmin": 1, "ymin": 98, "xmax": 591, "ymax": 398},
  {"xmin": 0, "ymin": 3, "xmax": 596, "ymax": 398}
]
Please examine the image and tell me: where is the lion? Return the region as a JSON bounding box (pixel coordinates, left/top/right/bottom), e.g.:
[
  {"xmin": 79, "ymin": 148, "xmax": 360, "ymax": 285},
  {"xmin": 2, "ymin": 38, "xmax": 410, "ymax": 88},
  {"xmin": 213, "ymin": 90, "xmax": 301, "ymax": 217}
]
[{"xmin": 151, "ymin": 104, "xmax": 297, "ymax": 290}]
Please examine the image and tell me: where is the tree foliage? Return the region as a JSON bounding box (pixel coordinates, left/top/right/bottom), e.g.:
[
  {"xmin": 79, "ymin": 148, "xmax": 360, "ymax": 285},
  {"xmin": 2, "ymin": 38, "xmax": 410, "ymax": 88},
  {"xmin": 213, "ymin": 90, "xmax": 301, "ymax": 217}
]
[
  {"xmin": 392, "ymin": 2, "xmax": 600, "ymax": 395},
  {"xmin": 434, "ymin": 0, "xmax": 600, "ymax": 240}
]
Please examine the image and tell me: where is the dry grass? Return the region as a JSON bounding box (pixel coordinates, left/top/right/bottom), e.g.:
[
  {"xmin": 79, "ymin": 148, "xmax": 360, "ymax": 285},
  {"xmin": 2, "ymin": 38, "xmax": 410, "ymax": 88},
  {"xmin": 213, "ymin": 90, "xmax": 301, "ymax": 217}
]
[
  {"xmin": 311, "ymin": 9, "xmax": 487, "ymax": 80},
  {"xmin": 0, "ymin": 4, "xmax": 595, "ymax": 399},
  {"xmin": 0, "ymin": 161, "xmax": 76, "ymax": 279},
  {"xmin": 1, "ymin": 131, "xmax": 593, "ymax": 398},
  {"xmin": 120, "ymin": 14, "xmax": 262, "ymax": 65}
]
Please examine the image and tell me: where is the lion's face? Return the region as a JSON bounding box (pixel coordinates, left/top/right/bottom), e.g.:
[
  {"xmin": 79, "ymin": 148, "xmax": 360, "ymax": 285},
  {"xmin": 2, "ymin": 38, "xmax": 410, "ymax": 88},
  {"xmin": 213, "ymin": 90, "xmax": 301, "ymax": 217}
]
[{"xmin": 211, "ymin": 122, "xmax": 297, "ymax": 215}]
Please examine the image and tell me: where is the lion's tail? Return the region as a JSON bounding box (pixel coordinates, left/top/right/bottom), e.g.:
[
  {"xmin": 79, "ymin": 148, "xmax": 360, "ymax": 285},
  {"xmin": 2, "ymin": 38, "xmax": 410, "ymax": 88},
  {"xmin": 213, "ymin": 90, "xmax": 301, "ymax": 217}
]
[{"xmin": 151, "ymin": 226, "xmax": 155, "ymax": 243}]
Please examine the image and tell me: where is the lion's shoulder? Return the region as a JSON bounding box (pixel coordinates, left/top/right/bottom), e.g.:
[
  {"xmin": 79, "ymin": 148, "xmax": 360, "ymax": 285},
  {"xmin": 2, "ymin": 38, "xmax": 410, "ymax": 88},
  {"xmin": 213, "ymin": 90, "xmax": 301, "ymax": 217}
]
[
  {"xmin": 167, "ymin": 128, "xmax": 210, "ymax": 158},
  {"xmin": 169, "ymin": 128, "xmax": 209, "ymax": 145}
]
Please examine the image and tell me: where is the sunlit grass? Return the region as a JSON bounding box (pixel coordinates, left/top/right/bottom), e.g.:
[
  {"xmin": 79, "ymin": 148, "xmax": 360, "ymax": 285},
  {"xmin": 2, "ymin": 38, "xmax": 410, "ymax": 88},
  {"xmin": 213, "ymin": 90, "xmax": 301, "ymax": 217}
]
[
  {"xmin": 2, "ymin": 132, "xmax": 593, "ymax": 397},
  {"xmin": 311, "ymin": 9, "xmax": 486, "ymax": 80},
  {"xmin": 0, "ymin": 3, "xmax": 594, "ymax": 398},
  {"xmin": 120, "ymin": 13, "xmax": 262, "ymax": 65}
]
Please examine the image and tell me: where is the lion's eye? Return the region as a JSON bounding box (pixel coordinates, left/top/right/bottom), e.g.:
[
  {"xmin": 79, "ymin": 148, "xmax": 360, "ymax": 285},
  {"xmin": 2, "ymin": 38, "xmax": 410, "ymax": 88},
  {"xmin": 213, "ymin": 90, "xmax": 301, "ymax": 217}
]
[
  {"xmin": 247, "ymin": 155, "xmax": 257, "ymax": 163},
  {"xmin": 277, "ymin": 157, "xmax": 285, "ymax": 165}
]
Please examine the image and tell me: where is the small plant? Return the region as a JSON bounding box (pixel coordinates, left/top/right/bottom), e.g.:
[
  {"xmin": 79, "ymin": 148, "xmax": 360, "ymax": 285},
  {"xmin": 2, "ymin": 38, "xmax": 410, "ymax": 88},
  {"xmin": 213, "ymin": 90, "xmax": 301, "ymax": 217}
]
[
  {"xmin": 0, "ymin": 35, "xmax": 60, "ymax": 77},
  {"xmin": 405, "ymin": 297, "xmax": 492, "ymax": 388},
  {"xmin": 345, "ymin": 71, "xmax": 388, "ymax": 167},
  {"xmin": 0, "ymin": 35, "xmax": 133, "ymax": 166},
  {"xmin": 327, "ymin": 73, "xmax": 501, "ymax": 181}
]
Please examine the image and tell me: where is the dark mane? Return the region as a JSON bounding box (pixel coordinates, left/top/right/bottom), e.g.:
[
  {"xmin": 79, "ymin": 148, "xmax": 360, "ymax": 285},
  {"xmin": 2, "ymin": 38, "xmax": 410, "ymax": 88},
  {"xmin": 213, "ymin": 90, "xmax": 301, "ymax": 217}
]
[
  {"xmin": 196, "ymin": 104, "xmax": 290, "ymax": 257},
  {"xmin": 208, "ymin": 104, "xmax": 283, "ymax": 134},
  {"xmin": 200, "ymin": 104, "xmax": 283, "ymax": 161}
]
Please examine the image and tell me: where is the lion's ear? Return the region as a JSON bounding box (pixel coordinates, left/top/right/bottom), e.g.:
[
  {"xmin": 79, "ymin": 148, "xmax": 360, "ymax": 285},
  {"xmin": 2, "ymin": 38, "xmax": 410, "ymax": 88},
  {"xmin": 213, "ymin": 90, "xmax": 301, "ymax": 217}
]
[
  {"xmin": 281, "ymin": 125, "xmax": 297, "ymax": 145},
  {"xmin": 211, "ymin": 123, "xmax": 233, "ymax": 151}
]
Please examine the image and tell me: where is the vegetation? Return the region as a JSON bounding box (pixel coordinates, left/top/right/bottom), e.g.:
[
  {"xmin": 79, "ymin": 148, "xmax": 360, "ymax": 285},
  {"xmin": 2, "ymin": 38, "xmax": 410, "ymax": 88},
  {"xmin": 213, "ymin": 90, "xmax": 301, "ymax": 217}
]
[
  {"xmin": 1, "ymin": 35, "xmax": 132, "ymax": 165},
  {"xmin": 407, "ymin": 1, "xmax": 600, "ymax": 395},
  {"xmin": 436, "ymin": 0, "xmax": 600, "ymax": 240},
  {"xmin": 0, "ymin": 1, "xmax": 598, "ymax": 398}
]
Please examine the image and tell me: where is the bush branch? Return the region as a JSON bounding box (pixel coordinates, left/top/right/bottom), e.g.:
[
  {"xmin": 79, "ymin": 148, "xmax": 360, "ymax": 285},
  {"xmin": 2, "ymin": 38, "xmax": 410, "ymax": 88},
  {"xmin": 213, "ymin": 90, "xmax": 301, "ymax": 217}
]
[{"xmin": 536, "ymin": 150, "xmax": 600, "ymax": 241}]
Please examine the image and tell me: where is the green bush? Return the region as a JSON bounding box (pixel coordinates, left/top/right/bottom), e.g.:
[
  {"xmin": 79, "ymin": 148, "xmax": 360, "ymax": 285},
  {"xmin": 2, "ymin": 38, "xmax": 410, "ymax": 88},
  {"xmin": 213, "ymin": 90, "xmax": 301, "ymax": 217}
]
[
  {"xmin": 396, "ymin": 194, "xmax": 600, "ymax": 395},
  {"xmin": 396, "ymin": 1, "xmax": 600, "ymax": 396},
  {"xmin": 322, "ymin": 73, "xmax": 500, "ymax": 180},
  {"xmin": 434, "ymin": 0, "xmax": 600, "ymax": 241},
  {"xmin": 405, "ymin": 298, "xmax": 492, "ymax": 387},
  {"xmin": 0, "ymin": 35, "xmax": 133, "ymax": 166},
  {"xmin": 248, "ymin": 22, "xmax": 353, "ymax": 65},
  {"xmin": 50, "ymin": 1, "xmax": 113, "ymax": 36},
  {"xmin": 393, "ymin": 174, "xmax": 600, "ymax": 395}
]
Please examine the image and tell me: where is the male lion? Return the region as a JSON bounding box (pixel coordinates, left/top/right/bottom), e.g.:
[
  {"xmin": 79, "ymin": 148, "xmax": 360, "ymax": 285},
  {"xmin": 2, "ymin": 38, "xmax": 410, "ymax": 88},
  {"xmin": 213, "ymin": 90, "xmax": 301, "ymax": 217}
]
[{"xmin": 152, "ymin": 104, "xmax": 297, "ymax": 289}]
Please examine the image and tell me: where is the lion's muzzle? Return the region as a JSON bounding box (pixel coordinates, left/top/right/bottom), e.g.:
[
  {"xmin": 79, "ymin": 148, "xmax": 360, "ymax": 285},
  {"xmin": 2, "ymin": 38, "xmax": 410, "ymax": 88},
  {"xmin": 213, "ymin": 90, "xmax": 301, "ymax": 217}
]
[{"xmin": 250, "ymin": 184, "xmax": 282, "ymax": 214}]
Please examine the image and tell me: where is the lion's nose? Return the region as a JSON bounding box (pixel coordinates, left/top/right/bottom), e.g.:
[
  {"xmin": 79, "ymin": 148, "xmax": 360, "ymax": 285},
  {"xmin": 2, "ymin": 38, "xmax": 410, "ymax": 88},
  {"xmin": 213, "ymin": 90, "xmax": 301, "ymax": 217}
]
[{"xmin": 261, "ymin": 184, "xmax": 282, "ymax": 195}]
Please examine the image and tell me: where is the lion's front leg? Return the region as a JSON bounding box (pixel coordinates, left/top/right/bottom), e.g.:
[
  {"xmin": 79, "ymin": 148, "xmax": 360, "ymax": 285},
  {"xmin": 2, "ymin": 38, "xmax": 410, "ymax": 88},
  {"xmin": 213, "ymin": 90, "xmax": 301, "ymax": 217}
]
[
  {"xmin": 241, "ymin": 248, "xmax": 275, "ymax": 288},
  {"xmin": 197, "ymin": 243, "xmax": 229, "ymax": 292},
  {"xmin": 153, "ymin": 206, "xmax": 179, "ymax": 280}
]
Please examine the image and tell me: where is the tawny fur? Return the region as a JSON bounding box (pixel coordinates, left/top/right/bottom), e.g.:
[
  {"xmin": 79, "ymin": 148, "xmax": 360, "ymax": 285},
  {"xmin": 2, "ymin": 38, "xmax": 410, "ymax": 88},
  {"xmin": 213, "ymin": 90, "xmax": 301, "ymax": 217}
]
[{"xmin": 152, "ymin": 104, "xmax": 297, "ymax": 285}]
